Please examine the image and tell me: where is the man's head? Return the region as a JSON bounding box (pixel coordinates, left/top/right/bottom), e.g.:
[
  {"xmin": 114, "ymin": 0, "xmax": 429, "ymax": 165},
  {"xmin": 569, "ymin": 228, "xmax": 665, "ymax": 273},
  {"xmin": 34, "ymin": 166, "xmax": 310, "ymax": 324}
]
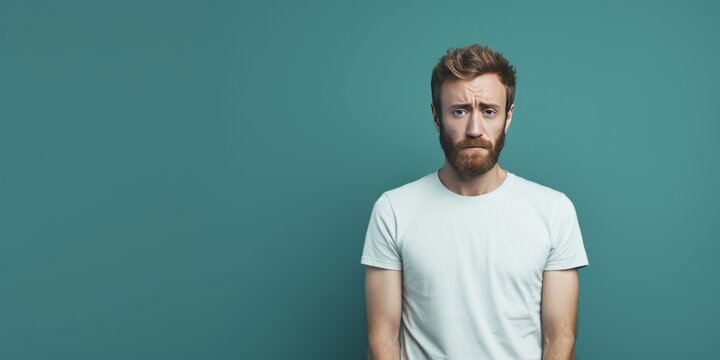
[{"xmin": 430, "ymin": 44, "xmax": 517, "ymax": 177}]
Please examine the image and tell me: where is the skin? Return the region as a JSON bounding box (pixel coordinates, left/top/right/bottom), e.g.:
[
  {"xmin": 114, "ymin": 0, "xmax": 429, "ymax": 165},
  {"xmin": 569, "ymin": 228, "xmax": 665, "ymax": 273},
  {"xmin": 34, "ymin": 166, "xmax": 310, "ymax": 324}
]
[
  {"xmin": 366, "ymin": 73, "xmax": 580, "ymax": 360},
  {"xmin": 541, "ymin": 269, "xmax": 580, "ymax": 360},
  {"xmin": 365, "ymin": 266, "xmax": 402, "ymax": 360},
  {"xmin": 431, "ymin": 73, "xmax": 513, "ymax": 196}
]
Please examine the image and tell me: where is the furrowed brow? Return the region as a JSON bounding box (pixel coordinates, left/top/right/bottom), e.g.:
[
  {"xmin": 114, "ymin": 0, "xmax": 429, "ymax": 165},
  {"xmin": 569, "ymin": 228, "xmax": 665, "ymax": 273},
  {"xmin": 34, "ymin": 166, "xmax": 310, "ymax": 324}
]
[
  {"xmin": 448, "ymin": 103, "xmax": 472, "ymax": 110},
  {"xmin": 478, "ymin": 101, "xmax": 501, "ymax": 110},
  {"xmin": 448, "ymin": 102, "xmax": 501, "ymax": 110}
]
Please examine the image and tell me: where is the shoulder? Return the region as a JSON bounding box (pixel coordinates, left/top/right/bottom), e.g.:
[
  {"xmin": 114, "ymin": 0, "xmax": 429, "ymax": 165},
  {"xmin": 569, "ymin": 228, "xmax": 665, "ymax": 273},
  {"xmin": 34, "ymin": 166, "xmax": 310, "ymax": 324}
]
[
  {"xmin": 372, "ymin": 172, "xmax": 436, "ymax": 216},
  {"xmin": 383, "ymin": 172, "xmax": 435, "ymax": 202},
  {"xmin": 508, "ymin": 172, "xmax": 572, "ymax": 209}
]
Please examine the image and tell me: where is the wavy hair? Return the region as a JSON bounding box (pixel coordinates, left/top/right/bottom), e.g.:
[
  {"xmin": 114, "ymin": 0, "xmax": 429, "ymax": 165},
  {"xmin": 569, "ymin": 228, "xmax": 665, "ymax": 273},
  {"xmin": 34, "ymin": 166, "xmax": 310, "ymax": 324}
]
[{"xmin": 431, "ymin": 44, "xmax": 517, "ymax": 120}]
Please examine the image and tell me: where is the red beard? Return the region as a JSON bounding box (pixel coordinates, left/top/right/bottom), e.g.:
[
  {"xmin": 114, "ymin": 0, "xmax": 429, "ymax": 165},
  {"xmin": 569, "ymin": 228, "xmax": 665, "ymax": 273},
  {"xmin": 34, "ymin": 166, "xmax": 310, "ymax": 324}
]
[{"xmin": 438, "ymin": 119, "xmax": 506, "ymax": 176}]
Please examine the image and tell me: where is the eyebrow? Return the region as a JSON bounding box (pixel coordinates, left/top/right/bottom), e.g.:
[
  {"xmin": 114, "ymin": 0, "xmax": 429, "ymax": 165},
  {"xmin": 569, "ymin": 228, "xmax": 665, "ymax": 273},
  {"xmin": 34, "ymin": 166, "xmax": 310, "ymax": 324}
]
[{"xmin": 448, "ymin": 102, "xmax": 501, "ymax": 110}]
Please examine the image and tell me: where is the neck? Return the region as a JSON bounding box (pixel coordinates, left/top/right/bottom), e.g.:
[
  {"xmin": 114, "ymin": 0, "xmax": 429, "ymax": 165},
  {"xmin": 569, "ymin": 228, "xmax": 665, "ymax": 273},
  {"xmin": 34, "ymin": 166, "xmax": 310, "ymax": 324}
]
[{"xmin": 438, "ymin": 162, "xmax": 507, "ymax": 196}]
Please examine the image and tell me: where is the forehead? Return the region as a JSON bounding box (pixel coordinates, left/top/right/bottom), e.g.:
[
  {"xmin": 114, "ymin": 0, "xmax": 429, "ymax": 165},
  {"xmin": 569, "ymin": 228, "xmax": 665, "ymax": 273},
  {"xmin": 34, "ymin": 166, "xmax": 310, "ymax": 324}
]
[{"xmin": 440, "ymin": 73, "xmax": 506, "ymax": 107}]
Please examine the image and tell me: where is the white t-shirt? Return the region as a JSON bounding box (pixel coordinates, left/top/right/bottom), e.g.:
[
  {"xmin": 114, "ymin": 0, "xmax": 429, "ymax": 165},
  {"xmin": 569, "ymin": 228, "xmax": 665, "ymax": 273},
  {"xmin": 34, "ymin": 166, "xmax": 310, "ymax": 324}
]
[{"xmin": 361, "ymin": 169, "xmax": 589, "ymax": 359}]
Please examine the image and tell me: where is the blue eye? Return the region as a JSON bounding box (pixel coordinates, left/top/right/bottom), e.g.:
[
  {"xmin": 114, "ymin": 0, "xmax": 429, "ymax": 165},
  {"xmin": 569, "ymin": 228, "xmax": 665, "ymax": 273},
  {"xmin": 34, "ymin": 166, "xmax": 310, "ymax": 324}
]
[
  {"xmin": 483, "ymin": 109, "xmax": 497, "ymax": 116},
  {"xmin": 453, "ymin": 109, "xmax": 467, "ymax": 117}
]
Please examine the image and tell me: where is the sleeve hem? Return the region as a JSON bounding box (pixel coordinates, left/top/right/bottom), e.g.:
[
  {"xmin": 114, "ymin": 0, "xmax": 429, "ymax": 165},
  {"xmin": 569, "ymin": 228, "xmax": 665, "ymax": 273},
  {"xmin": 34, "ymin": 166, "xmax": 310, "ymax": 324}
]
[
  {"xmin": 544, "ymin": 260, "xmax": 589, "ymax": 271},
  {"xmin": 361, "ymin": 256, "xmax": 402, "ymax": 270}
]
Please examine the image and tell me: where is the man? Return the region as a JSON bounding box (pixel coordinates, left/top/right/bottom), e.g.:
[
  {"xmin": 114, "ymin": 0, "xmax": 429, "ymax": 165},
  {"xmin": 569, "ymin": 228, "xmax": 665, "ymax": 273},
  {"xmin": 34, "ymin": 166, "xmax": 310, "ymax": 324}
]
[{"xmin": 361, "ymin": 44, "xmax": 589, "ymax": 360}]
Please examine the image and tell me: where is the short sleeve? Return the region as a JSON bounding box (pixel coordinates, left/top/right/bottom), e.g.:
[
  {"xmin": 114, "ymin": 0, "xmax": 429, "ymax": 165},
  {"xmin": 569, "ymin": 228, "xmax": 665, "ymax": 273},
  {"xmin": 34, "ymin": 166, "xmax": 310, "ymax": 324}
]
[
  {"xmin": 544, "ymin": 193, "xmax": 590, "ymax": 271},
  {"xmin": 360, "ymin": 193, "xmax": 403, "ymax": 270}
]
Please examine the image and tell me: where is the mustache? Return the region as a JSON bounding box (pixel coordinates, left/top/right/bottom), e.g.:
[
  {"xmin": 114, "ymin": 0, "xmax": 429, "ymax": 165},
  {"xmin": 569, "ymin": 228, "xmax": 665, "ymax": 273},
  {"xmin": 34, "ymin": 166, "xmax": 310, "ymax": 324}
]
[{"xmin": 458, "ymin": 138, "xmax": 493, "ymax": 149}]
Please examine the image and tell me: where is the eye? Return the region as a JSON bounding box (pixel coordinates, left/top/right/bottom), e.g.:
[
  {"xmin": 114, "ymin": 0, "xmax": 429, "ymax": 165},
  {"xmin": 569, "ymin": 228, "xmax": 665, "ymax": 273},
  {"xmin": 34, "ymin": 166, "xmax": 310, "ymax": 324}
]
[
  {"xmin": 483, "ymin": 109, "xmax": 497, "ymax": 117},
  {"xmin": 452, "ymin": 109, "xmax": 468, "ymax": 117}
]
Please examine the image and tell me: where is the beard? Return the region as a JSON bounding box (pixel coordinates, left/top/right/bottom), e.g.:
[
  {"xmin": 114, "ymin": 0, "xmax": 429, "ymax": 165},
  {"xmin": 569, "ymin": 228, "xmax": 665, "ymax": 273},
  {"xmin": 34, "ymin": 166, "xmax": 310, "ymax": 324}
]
[{"xmin": 439, "ymin": 117, "xmax": 506, "ymax": 177}]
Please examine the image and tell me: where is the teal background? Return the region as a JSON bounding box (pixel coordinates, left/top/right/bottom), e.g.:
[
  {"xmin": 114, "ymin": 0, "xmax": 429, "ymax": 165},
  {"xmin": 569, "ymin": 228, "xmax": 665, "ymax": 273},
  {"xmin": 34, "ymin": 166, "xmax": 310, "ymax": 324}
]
[{"xmin": 2, "ymin": 0, "xmax": 718, "ymax": 359}]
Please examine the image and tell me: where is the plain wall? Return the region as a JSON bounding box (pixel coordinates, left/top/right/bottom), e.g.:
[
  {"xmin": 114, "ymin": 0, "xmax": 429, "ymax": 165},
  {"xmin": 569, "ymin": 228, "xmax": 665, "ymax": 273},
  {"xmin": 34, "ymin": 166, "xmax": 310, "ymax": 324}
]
[{"xmin": 1, "ymin": 0, "xmax": 719, "ymax": 358}]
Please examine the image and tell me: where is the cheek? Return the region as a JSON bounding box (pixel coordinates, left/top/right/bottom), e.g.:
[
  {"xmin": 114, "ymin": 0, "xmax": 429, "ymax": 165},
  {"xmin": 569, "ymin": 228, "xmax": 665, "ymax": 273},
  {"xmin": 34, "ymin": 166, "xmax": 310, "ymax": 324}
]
[
  {"xmin": 443, "ymin": 123, "xmax": 466, "ymax": 138},
  {"xmin": 490, "ymin": 122, "xmax": 507, "ymax": 137}
]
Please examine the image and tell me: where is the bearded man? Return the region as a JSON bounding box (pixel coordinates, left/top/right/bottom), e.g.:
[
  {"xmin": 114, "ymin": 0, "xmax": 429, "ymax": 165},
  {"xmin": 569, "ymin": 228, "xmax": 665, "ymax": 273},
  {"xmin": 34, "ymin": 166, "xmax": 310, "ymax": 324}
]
[{"xmin": 361, "ymin": 44, "xmax": 590, "ymax": 360}]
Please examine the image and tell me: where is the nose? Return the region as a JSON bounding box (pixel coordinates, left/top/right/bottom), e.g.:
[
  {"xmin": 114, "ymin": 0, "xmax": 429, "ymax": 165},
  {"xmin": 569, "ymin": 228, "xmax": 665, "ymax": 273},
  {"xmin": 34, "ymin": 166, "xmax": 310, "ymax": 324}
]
[{"xmin": 466, "ymin": 110, "xmax": 484, "ymax": 138}]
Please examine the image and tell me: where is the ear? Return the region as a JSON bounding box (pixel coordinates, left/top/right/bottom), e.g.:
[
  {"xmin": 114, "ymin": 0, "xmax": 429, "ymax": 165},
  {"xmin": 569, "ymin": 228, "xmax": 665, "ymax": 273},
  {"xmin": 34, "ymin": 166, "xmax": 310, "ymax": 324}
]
[
  {"xmin": 504, "ymin": 103, "xmax": 514, "ymax": 134},
  {"xmin": 431, "ymin": 103, "xmax": 441, "ymax": 132}
]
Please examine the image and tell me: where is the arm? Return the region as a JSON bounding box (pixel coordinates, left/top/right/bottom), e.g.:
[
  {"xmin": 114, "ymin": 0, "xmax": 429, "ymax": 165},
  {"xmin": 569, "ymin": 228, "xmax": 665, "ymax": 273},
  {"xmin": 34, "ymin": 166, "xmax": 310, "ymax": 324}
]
[
  {"xmin": 365, "ymin": 265, "xmax": 402, "ymax": 360},
  {"xmin": 541, "ymin": 268, "xmax": 580, "ymax": 360}
]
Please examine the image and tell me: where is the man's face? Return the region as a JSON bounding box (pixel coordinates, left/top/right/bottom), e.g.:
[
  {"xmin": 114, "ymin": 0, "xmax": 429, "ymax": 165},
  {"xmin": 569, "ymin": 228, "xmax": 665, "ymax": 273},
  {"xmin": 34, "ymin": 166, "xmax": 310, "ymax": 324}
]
[{"xmin": 432, "ymin": 73, "xmax": 514, "ymax": 177}]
